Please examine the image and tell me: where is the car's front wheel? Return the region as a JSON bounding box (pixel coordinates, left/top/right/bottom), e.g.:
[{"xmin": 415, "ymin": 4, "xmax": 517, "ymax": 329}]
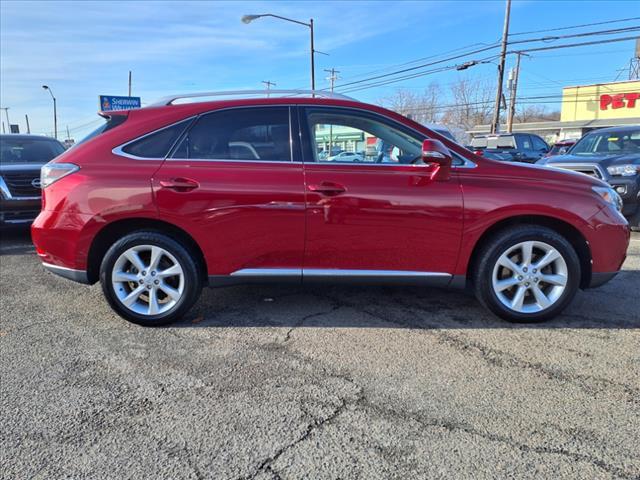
[
  {"xmin": 473, "ymin": 226, "xmax": 581, "ymax": 322},
  {"xmin": 100, "ymin": 231, "xmax": 202, "ymax": 326}
]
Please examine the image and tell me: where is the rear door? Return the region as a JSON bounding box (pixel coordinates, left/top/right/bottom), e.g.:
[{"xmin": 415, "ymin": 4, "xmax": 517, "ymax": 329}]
[
  {"xmin": 152, "ymin": 106, "xmax": 305, "ymax": 279},
  {"xmin": 299, "ymin": 106, "xmax": 463, "ymax": 281}
]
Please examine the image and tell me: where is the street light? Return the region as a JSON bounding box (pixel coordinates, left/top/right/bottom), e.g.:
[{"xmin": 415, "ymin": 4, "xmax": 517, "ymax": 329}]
[
  {"xmin": 42, "ymin": 85, "xmax": 58, "ymax": 139},
  {"xmin": 241, "ymin": 13, "xmax": 316, "ymax": 91}
]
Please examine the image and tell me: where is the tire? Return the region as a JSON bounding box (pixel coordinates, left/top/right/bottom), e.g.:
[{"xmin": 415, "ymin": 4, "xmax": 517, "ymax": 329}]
[
  {"xmin": 473, "ymin": 225, "xmax": 581, "ymax": 323},
  {"xmin": 100, "ymin": 231, "xmax": 203, "ymax": 326}
]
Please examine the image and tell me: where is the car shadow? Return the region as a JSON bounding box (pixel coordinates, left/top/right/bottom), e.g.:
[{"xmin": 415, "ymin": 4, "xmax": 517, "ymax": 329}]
[
  {"xmin": 0, "ymin": 225, "xmax": 35, "ymax": 256},
  {"xmin": 173, "ymin": 271, "xmax": 640, "ymax": 330}
]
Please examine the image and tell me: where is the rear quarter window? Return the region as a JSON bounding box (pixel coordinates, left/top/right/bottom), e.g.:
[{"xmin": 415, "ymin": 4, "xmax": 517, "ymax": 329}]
[{"xmin": 121, "ymin": 119, "xmax": 192, "ymax": 159}]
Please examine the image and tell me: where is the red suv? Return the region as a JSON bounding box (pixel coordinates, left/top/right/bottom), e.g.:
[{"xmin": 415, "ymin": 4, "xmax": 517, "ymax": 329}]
[{"xmin": 31, "ymin": 91, "xmax": 630, "ymax": 326}]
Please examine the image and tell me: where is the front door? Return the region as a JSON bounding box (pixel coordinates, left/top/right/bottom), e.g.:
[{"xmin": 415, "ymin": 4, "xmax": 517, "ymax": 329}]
[
  {"xmin": 299, "ymin": 107, "xmax": 463, "ymax": 282},
  {"xmin": 153, "ymin": 106, "xmax": 305, "ymax": 280}
]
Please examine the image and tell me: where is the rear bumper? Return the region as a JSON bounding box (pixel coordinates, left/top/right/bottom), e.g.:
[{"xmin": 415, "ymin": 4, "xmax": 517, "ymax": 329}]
[
  {"xmin": 31, "ymin": 209, "xmax": 96, "ymax": 276},
  {"xmin": 42, "ymin": 262, "xmax": 89, "ymax": 284}
]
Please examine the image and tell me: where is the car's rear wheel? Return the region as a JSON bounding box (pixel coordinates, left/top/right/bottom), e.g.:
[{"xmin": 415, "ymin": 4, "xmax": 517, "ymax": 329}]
[
  {"xmin": 473, "ymin": 226, "xmax": 581, "ymax": 323},
  {"xmin": 100, "ymin": 231, "xmax": 202, "ymax": 326}
]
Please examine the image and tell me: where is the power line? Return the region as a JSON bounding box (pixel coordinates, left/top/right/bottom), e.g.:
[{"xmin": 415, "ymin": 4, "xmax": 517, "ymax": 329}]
[
  {"xmin": 509, "ymin": 16, "xmax": 640, "ymax": 36},
  {"xmin": 508, "ymin": 25, "xmax": 640, "ymax": 46},
  {"xmin": 511, "ymin": 35, "xmax": 640, "ymax": 54}
]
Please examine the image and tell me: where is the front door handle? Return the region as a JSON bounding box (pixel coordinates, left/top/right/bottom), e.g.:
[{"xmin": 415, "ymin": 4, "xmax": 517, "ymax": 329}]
[
  {"xmin": 159, "ymin": 177, "xmax": 199, "ymax": 192},
  {"xmin": 308, "ymin": 182, "xmax": 346, "ymax": 196}
]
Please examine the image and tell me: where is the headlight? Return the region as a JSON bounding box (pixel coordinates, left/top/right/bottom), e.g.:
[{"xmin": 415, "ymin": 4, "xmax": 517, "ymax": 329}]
[
  {"xmin": 41, "ymin": 163, "xmax": 80, "ymax": 188},
  {"xmin": 606, "ymin": 164, "xmax": 640, "ymax": 176},
  {"xmin": 592, "ymin": 186, "xmax": 623, "ymax": 212}
]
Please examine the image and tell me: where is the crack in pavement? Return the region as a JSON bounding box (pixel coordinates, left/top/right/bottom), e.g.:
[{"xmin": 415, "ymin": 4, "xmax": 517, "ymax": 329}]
[
  {"xmin": 357, "ymin": 399, "xmax": 639, "ymax": 480},
  {"xmin": 435, "ymin": 332, "xmax": 640, "ymax": 405},
  {"xmin": 323, "ymin": 293, "xmax": 640, "ymax": 405},
  {"xmin": 237, "ymin": 382, "xmax": 365, "ymax": 480},
  {"xmin": 283, "ymin": 304, "xmax": 342, "ymax": 343}
]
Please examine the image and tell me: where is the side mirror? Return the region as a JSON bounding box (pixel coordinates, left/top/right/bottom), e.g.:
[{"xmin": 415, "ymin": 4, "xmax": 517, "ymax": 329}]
[{"xmin": 422, "ymin": 139, "xmax": 452, "ymax": 181}]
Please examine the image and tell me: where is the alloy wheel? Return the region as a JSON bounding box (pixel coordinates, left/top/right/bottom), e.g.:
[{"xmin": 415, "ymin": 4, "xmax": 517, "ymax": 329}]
[
  {"xmin": 111, "ymin": 245, "xmax": 185, "ymax": 316},
  {"xmin": 491, "ymin": 240, "xmax": 568, "ymax": 314}
]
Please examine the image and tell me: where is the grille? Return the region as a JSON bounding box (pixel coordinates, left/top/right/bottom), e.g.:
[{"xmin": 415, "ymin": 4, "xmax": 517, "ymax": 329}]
[
  {"xmin": 2, "ymin": 172, "xmax": 41, "ymax": 198},
  {"xmin": 555, "ymin": 165, "xmax": 602, "ymax": 179}
]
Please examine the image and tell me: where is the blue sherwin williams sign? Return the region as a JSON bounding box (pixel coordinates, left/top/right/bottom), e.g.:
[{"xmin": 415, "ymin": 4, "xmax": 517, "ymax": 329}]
[{"xmin": 99, "ymin": 95, "xmax": 141, "ymax": 111}]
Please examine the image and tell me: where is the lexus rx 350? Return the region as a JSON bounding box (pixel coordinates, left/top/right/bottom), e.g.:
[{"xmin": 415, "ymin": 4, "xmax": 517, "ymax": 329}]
[{"xmin": 31, "ymin": 92, "xmax": 630, "ymax": 326}]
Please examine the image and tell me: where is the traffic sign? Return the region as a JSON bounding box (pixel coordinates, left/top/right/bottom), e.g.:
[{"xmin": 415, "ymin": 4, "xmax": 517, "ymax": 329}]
[{"xmin": 99, "ymin": 95, "xmax": 141, "ymax": 112}]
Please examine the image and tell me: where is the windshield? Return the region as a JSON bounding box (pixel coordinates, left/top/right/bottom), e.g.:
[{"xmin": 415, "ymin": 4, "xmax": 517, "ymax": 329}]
[
  {"xmin": 571, "ymin": 129, "xmax": 640, "ymax": 155},
  {"xmin": 0, "ymin": 137, "xmax": 64, "ymax": 164}
]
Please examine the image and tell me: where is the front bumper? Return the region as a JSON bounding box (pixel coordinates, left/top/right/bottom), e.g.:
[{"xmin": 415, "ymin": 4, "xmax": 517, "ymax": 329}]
[
  {"xmin": 0, "ymin": 197, "xmax": 41, "ymax": 225},
  {"xmin": 607, "ymin": 176, "xmax": 640, "ymax": 217}
]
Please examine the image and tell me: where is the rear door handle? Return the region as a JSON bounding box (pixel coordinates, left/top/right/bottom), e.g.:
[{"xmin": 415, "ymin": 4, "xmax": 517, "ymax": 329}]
[
  {"xmin": 308, "ymin": 182, "xmax": 346, "ymax": 196},
  {"xmin": 159, "ymin": 177, "xmax": 199, "ymax": 191}
]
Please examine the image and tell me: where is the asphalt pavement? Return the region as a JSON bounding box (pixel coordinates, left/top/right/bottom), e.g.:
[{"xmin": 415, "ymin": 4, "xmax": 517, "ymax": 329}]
[{"xmin": 1, "ymin": 226, "xmax": 639, "ymax": 479}]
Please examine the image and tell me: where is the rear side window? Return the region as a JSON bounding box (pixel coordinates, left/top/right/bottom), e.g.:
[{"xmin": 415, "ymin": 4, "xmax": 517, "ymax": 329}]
[
  {"xmin": 171, "ymin": 107, "xmax": 291, "ymax": 161},
  {"xmin": 122, "ymin": 119, "xmax": 191, "ymax": 158}
]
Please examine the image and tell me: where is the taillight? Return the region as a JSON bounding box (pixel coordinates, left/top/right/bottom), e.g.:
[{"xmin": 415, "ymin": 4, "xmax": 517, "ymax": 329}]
[
  {"xmin": 473, "ymin": 150, "xmax": 484, "ymax": 156},
  {"xmin": 41, "ymin": 163, "xmax": 80, "ymax": 188}
]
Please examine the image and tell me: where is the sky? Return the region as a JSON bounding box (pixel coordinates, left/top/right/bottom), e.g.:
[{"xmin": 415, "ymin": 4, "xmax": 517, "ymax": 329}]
[{"xmin": 0, "ymin": 0, "xmax": 638, "ymax": 139}]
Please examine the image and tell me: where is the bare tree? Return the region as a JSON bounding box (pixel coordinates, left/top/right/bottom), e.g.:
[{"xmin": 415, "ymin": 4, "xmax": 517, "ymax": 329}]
[
  {"xmin": 380, "ymin": 82, "xmax": 442, "ymax": 124},
  {"xmin": 514, "ymin": 105, "xmax": 560, "ymax": 123},
  {"xmin": 441, "ymin": 77, "xmax": 495, "ymax": 142}
]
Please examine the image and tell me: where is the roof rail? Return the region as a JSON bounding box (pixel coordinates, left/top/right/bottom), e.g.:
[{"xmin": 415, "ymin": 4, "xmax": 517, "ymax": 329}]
[{"xmin": 148, "ymin": 89, "xmax": 356, "ymax": 107}]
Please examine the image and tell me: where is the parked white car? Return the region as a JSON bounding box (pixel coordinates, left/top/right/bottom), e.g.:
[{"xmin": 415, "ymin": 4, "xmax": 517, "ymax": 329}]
[{"xmin": 327, "ymin": 151, "xmax": 363, "ymax": 162}]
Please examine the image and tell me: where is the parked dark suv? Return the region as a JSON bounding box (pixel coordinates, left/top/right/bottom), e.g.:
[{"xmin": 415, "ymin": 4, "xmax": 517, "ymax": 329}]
[
  {"xmin": 470, "ymin": 133, "xmax": 549, "ymax": 163},
  {"xmin": 0, "ymin": 134, "xmax": 65, "ymax": 225},
  {"xmin": 539, "ymin": 126, "xmax": 640, "ymax": 230}
]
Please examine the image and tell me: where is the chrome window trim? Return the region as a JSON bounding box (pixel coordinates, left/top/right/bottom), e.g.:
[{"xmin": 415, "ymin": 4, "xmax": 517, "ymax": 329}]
[
  {"xmin": 112, "ymin": 103, "xmax": 477, "ymax": 168},
  {"xmin": 112, "ymin": 117, "xmax": 197, "ymax": 161}
]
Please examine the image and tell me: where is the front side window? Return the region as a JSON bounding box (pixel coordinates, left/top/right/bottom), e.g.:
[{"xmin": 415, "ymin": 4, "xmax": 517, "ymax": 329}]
[
  {"xmin": 121, "ymin": 119, "xmax": 191, "ymax": 158},
  {"xmin": 532, "ymin": 136, "xmax": 548, "ymax": 151},
  {"xmin": 171, "ymin": 107, "xmax": 291, "ymax": 161},
  {"xmin": 517, "ymin": 135, "xmax": 533, "ymax": 150},
  {"xmin": 306, "ymin": 110, "xmax": 423, "ymax": 164}
]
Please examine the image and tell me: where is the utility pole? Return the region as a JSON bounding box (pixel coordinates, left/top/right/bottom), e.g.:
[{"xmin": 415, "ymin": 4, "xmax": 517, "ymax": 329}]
[
  {"xmin": 128, "ymin": 70, "xmax": 132, "ymax": 96},
  {"xmin": 1, "ymin": 122, "xmax": 5, "ymax": 134},
  {"xmin": 66, "ymin": 125, "xmax": 71, "ymax": 140},
  {"xmin": 310, "ymin": 18, "xmax": 315, "ymax": 90},
  {"xmin": 490, "ymin": 0, "xmax": 511, "ymax": 134},
  {"xmin": 325, "ymin": 68, "xmax": 340, "ymax": 154},
  {"xmin": 0, "ymin": 107, "xmax": 10, "ymax": 132},
  {"xmin": 261, "ymin": 80, "xmax": 276, "ymax": 96},
  {"xmin": 324, "ymin": 68, "xmax": 340, "ymax": 92},
  {"xmin": 25, "ymin": 114, "xmax": 31, "ymax": 134},
  {"xmin": 507, "ymin": 52, "xmax": 522, "ymax": 133}
]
